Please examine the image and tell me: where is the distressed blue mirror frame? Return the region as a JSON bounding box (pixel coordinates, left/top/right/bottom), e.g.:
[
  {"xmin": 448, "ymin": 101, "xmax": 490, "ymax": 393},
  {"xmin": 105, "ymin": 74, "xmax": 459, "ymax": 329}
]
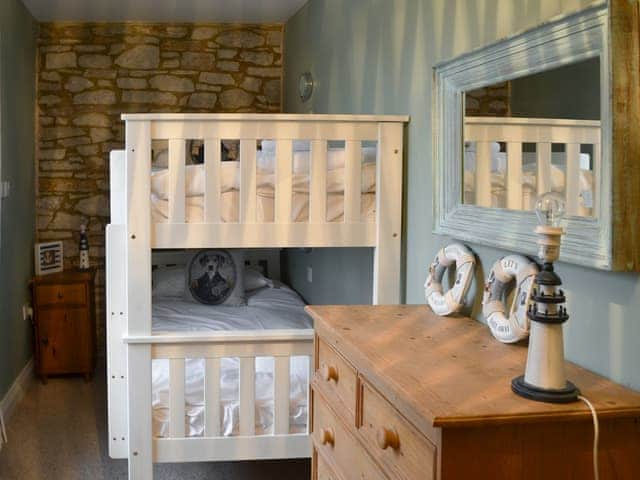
[{"xmin": 432, "ymin": 4, "xmax": 612, "ymax": 270}]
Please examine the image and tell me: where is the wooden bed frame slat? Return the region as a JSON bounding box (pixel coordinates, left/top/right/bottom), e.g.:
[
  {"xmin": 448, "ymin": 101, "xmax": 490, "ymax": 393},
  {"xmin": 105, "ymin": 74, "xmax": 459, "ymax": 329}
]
[
  {"xmin": 204, "ymin": 358, "xmax": 221, "ymax": 437},
  {"xmin": 344, "ymin": 141, "xmax": 362, "ymax": 223},
  {"xmin": 475, "ymin": 141, "xmax": 492, "ymax": 207},
  {"xmin": 169, "ymin": 358, "xmax": 185, "ymax": 438},
  {"xmin": 239, "ymin": 357, "xmax": 256, "ymax": 436},
  {"xmin": 204, "ymin": 138, "xmax": 221, "ymax": 223},
  {"xmin": 240, "ymin": 139, "xmax": 257, "ymax": 224},
  {"xmin": 309, "ymin": 140, "xmax": 328, "ymax": 223},
  {"xmin": 167, "ymin": 139, "xmax": 185, "ymax": 223},
  {"xmin": 275, "ymin": 139, "xmax": 293, "ymax": 223},
  {"xmin": 506, "ymin": 141, "xmax": 522, "ymax": 210},
  {"xmin": 274, "ymin": 356, "xmax": 291, "ymax": 435}
]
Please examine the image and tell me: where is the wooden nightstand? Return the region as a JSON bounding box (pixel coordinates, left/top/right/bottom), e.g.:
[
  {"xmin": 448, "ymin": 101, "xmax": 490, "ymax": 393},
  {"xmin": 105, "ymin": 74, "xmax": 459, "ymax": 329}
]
[{"xmin": 31, "ymin": 269, "xmax": 96, "ymax": 383}]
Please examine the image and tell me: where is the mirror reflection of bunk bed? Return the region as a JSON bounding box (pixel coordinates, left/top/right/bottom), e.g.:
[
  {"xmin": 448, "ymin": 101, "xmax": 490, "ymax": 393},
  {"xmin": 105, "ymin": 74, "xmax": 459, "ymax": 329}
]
[
  {"xmin": 463, "ymin": 117, "xmax": 600, "ymax": 217},
  {"xmin": 106, "ymin": 113, "xmax": 408, "ymax": 478}
]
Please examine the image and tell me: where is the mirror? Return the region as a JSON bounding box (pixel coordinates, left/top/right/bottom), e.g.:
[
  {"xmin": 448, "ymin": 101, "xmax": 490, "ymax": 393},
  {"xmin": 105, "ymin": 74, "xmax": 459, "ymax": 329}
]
[
  {"xmin": 462, "ymin": 58, "xmax": 601, "ymax": 218},
  {"xmin": 432, "ymin": 4, "xmax": 626, "ymax": 270}
]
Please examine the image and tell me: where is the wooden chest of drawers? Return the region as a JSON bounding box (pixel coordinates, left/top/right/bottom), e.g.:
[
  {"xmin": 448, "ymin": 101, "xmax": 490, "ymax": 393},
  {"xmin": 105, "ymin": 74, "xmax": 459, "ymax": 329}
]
[
  {"xmin": 307, "ymin": 305, "xmax": 640, "ymax": 480},
  {"xmin": 32, "ymin": 269, "xmax": 96, "ymax": 382}
]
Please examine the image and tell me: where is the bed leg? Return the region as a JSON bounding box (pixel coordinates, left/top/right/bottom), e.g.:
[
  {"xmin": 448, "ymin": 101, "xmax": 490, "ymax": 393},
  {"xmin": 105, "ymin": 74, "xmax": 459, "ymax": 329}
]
[{"xmin": 127, "ymin": 344, "xmax": 153, "ymax": 479}]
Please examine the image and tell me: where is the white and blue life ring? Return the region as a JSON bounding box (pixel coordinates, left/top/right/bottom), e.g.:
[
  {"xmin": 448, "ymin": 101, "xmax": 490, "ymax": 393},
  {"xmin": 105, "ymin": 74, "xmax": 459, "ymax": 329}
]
[
  {"xmin": 424, "ymin": 243, "xmax": 476, "ymax": 316},
  {"xmin": 482, "ymin": 255, "xmax": 539, "ymax": 343}
]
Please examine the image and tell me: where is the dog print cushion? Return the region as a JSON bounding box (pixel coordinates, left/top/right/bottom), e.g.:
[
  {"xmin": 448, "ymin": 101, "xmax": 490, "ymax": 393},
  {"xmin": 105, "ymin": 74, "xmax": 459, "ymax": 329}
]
[{"xmin": 186, "ymin": 249, "xmax": 246, "ymax": 306}]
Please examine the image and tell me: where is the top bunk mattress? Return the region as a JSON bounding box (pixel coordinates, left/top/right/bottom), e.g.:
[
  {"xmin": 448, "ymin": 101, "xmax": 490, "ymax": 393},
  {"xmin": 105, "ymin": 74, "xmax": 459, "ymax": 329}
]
[{"xmin": 152, "ymin": 283, "xmax": 313, "ymax": 333}]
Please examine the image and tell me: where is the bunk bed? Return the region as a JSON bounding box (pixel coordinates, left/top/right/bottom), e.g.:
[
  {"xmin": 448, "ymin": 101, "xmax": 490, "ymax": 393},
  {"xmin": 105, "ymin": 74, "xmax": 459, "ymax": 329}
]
[
  {"xmin": 106, "ymin": 113, "xmax": 407, "ymax": 478},
  {"xmin": 463, "ymin": 116, "xmax": 601, "ymax": 216}
]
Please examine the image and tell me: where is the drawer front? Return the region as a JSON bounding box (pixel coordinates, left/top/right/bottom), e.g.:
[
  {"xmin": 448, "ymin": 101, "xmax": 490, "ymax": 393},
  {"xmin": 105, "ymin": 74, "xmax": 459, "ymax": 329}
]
[
  {"xmin": 312, "ymin": 391, "xmax": 386, "ymax": 480},
  {"xmin": 359, "ymin": 380, "xmax": 436, "ymax": 480},
  {"xmin": 316, "ymin": 450, "xmax": 340, "ymax": 480},
  {"xmin": 37, "ymin": 309, "xmax": 92, "ymax": 373},
  {"xmin": 316, "ymin": 338, "xmax": 358, "ymax": 423},
  {"xmin": 36, "ymin": 283, "xmax": 86, "ymax": 307}
]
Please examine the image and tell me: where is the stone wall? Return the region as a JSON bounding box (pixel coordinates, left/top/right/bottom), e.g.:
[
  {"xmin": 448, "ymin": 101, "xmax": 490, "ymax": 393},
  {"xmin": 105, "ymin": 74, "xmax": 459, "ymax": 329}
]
[
  {"xmin": 36, "ymin": 23, "xmax": 283, "ymax": 350},
  {"xmin": 465, "ymin": 81, "xmax": 510, "ymax": 116}
]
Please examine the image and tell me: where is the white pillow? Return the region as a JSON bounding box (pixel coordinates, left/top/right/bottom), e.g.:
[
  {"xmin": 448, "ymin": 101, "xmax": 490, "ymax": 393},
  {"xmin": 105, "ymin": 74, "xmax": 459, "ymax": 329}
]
[
  {"xmin": 185, "ymin": 249, "xmax": 246, "ymax": 306},
  {"xmin": 245, "ymin": 267, "xmax": 274, "ymax": 291},
  {"xmin": 152, "ymin": 266, "xmax": 185, "ymax": 298}
]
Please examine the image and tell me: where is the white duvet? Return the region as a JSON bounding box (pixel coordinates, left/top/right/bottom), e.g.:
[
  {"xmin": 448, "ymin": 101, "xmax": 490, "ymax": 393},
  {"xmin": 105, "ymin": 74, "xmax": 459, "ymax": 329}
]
[
  {"xmin": 150, "ymin": 147, "xmax": 378, "ymax": 223},
  {"xmin": 151, "ymin": 284, "xmax": 312, "ymax": 438}
]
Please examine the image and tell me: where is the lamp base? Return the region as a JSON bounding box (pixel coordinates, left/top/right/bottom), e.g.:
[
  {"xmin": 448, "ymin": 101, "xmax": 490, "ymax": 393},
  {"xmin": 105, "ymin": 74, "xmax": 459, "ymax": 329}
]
[{"xmin": 511, "ymin": 375, "xmax": 580, "ymax": 403}]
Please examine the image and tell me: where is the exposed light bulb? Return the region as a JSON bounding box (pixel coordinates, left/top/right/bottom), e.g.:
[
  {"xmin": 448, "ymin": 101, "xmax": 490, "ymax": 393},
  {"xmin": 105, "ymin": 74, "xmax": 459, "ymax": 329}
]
[{"xmin": 535, "ymin": 192, "xmax": 566, "ymax": 228}]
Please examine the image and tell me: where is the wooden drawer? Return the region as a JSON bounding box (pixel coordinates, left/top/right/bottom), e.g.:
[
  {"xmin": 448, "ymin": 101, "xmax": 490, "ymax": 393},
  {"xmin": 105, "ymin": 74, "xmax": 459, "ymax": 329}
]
[
  {"xmin": 316, "ymin": 450, "xmax": 340, "ymax": 480},
  {"xmin": 312, "ymin": 390, "xmax": 386, "ymax": 480},
  {"xmin": 37, "ymin": 309, "xmax": 92, "ymax": 374},
  {"xmin": 36, "ymin": 283, "xmax": 86, "ymax": 307},
  {"xmin": 359, "ymin": 379, "xmax": 436, "ymax": 480},
  {"xmin": 316, "ymin": 338, "xmax": 358, "ymax": 423}
]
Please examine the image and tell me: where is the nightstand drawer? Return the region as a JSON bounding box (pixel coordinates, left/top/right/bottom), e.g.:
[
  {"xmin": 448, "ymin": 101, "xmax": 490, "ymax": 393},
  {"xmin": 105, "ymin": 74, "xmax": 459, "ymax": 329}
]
[
  {"xmin": 312, "ymin": 391, "xmax": 386, "ymax": 480},
  {"xmin": 36, "ymin": 283, "xmax": 86, "ymax": 306},
  {"xmin": 316, "ymin": 338, "xmax": 358, "ymax": 424},
  {"xmin": 359, "ymin": 379, "xmax": 436, "ymax": 480}
]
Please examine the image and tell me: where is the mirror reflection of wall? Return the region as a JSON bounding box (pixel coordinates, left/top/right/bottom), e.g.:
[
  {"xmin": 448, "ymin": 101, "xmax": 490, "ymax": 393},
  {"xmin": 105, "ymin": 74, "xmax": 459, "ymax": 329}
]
[{"xmin": 462, "ymin": 57, "xmax": 600, "ymax": 217}]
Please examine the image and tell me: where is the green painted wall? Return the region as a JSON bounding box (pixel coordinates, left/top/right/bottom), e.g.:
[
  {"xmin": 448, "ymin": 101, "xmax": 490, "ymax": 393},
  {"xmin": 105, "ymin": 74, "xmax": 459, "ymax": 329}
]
[
  {"xmin": 282, "ymin": 248, "xmax": 374, "ymax": 305},
  {"xmin": 283, "ymin": 0, "xmax": 640, "ymax": 390},
  {"xmin": 0, "ymin": 0, "xmax": 38, "ymax": 399}
]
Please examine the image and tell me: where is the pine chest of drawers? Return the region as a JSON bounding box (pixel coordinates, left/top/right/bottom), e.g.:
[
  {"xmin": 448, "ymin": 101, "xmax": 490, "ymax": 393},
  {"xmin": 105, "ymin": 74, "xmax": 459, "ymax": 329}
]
[
  {"xmin": 32, "ymin": 269, "xmax": 96, "ymax": 382},
  {"xmin": 306, "ymin": 305, "xmax": 640, "ymax": 480}
]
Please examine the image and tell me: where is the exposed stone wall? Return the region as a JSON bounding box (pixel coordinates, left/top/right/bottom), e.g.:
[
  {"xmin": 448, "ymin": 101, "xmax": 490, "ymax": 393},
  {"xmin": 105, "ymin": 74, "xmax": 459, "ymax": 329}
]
[
  {"xmin": 465, "ymin": 81, "xmax": 510, "ymax": 116},
  {"xmin": 36, "ymin": 23, "xmax": 283, "ymax": 350}
]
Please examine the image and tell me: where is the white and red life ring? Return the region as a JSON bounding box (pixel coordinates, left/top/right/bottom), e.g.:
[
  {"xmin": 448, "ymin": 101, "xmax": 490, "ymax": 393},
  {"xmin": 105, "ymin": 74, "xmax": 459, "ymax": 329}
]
[
  {"xmin": 424, "ymin": 243, "xmax": 476, "ymax": 316},
  {"xmin": 482, "ymin": 255, "xmax": 539, "ymax": 343}
]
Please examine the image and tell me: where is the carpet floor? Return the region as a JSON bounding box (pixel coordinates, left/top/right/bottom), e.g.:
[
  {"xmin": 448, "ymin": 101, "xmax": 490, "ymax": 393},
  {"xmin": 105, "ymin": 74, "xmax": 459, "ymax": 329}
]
[{"xmin": 0, "ymin": 363, "xmax": 310, "ymax": 480}]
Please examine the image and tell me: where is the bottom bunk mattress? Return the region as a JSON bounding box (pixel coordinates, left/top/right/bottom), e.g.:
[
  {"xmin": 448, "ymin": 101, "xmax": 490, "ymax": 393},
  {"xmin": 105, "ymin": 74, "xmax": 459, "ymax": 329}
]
[{"xmin": 151, "ymin": 284, "xmax": 313, "ymax": 438}]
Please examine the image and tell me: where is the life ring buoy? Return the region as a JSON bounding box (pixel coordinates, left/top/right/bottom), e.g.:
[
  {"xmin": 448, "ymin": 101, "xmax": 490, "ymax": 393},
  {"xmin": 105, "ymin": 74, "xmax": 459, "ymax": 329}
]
[
  {"xmin": 483, "ymin": 255, "xmax": 539, "ymax": 343},
  {"xmin": 424, "ymin": 243, "xmax": 476, "ymax": 316}
]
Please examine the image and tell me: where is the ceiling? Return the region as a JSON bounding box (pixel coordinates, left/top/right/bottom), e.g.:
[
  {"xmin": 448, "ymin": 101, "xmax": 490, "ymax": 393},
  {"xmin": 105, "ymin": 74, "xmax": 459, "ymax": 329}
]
[{"xmin": 22, "ymin": 0, "xmax": 309, "ymax": 23}]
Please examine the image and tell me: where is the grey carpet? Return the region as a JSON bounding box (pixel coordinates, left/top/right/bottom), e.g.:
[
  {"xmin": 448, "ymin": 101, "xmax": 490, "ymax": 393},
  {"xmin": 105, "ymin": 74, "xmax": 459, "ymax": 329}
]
[{"xmin": 0, "ymin": 363, "xmax": 310, "ymax": 480}]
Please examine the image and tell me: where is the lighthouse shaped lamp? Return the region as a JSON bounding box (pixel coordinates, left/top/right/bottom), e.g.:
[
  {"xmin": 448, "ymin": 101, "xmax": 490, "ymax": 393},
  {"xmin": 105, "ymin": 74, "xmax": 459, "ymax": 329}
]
[
  {"xmin": 79, "ymin": 224, "xmax": 90, "ymax": 270},
  {"xmin": 512, "ymin": 192, "xmax": 579, "ymax": 403}
]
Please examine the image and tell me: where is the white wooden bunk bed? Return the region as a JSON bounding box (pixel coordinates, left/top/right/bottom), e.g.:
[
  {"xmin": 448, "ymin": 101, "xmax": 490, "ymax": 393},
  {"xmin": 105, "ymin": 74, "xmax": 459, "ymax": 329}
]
[
  {"xmin": 463, "ymin": 116, "xmax": 601, "ymax": 216},
  {"xmin": 106, "ymin": 113, "xmax": 407, "ymax": 478}
]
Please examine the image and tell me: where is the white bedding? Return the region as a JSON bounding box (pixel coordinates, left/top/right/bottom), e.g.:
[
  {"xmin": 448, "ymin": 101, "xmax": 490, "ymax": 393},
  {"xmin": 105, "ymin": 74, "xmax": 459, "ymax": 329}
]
[
  {"xmin": 152, "ymin": 284, "xmax": 312, "ymax": 438},
  {"xmin": 150, "ymin": 148, "xmax": 378, "ymax": 223},
  {"xmin": 463, "ymin": 147, "xmax": 595, "ymax": 211},
  {"xmin": 151, "ymin": 190, "xmax": 377, "ymax": 223}
]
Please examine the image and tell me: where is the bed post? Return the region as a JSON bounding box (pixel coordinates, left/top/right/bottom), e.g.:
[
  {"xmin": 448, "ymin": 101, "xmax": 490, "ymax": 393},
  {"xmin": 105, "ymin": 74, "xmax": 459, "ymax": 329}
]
[
  {"xmin": 373, "ymin": 122, "xmax": 403, "ymax": 304},
  {"xmin": 125, "ymin": 119, "xmax": 153, "ymax": 479}
]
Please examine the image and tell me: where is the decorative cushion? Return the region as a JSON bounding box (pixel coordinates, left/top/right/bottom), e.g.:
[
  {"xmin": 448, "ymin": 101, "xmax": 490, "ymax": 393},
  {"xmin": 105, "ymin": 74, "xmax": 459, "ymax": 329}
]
[
  {"xmin": 185, "ymin": 249, "xmax": 245, "ymax": 306},
  {"xmin": 152, "ymin": 266, "xmax": 185, "ymax": 298},
  {"xmin": 244, "ymin": 267, "xmax": 274, "ymax": 291}
]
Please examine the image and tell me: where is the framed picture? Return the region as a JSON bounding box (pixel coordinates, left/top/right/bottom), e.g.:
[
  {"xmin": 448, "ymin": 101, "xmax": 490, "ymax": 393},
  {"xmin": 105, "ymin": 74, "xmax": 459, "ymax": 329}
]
[{"xmin": 35, "ymin": 241, "xmax": 63, "ymax": 275}]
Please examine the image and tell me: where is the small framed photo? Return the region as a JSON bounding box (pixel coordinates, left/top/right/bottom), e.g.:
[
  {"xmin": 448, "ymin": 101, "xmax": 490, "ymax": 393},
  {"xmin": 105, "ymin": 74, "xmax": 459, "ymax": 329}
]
[{"xmin": 35, "ymin": 241, "xmax": 63, "ymax": 275}]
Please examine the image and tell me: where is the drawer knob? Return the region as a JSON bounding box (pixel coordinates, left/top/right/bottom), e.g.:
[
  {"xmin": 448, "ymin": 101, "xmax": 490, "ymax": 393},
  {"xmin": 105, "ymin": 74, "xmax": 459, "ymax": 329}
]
[
  {"xmin": 320, "ymin": 427, "xmax": 335, "ymax": 447},
  {"xmin": 320, "ymin": 364, "xmax": 339, "ymax": 382},
  {"xmin": 57, "ymin": 291, "xmax": 64, "ymax": 299},
  {"xmin": 376, "ymin": 427, "xmax": 400, "ymax": 450}
]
